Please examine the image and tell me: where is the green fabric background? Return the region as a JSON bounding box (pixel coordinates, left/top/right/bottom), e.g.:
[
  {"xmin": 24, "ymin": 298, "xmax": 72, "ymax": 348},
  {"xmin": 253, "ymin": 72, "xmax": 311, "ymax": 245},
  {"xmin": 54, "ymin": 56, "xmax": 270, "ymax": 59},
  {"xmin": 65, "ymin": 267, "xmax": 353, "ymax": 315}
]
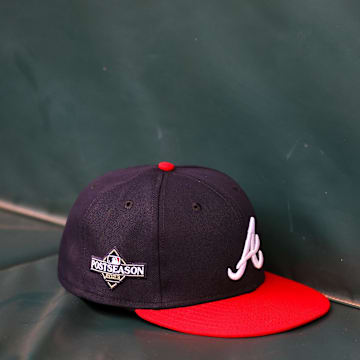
[{"xmin": 1, "ymin": 0, "xmax": 359, "ymax": 311}]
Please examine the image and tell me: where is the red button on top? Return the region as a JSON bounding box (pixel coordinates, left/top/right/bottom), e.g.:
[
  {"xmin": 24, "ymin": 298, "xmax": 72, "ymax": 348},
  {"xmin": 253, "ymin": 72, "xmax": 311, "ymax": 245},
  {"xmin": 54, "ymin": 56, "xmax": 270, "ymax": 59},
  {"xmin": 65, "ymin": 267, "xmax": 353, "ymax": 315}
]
[{"xmin": 158, "ymin": 161, "xmax": 175, "ymax": 171}]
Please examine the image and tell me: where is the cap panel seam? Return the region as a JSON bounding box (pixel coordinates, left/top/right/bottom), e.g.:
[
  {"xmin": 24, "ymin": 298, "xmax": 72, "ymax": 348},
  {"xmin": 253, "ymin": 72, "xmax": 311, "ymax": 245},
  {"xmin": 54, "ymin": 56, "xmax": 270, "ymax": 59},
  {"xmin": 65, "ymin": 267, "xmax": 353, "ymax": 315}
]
[{"xmin": 156, "ymin": 172, "xmax": 165, "ymax": 305}]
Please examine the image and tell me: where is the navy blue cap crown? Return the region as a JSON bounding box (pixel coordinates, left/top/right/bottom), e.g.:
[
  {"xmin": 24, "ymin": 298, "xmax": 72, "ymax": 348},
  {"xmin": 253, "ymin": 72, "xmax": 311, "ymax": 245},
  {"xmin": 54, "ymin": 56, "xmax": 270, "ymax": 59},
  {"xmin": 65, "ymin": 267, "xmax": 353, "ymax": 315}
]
[{"xmin": 58, "ymin": 163, "xmax": 264, "ymax": 309}]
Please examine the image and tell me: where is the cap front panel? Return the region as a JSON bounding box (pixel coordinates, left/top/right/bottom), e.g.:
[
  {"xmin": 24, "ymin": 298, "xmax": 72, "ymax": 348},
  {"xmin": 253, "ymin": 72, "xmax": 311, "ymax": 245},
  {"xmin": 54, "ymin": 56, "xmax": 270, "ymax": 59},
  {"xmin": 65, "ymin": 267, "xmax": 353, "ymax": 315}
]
[{"xmin": 158, "ymin": 172, "xmax": 264, "ymax": 308}]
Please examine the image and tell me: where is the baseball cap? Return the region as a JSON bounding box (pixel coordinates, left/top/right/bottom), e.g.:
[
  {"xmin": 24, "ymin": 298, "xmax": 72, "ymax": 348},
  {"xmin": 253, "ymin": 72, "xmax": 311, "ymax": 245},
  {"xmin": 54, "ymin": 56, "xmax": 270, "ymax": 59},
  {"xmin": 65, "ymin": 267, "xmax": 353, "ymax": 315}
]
[{"xmin": 58, "ymin": 162, "xmax": 330, "ymax": 338}]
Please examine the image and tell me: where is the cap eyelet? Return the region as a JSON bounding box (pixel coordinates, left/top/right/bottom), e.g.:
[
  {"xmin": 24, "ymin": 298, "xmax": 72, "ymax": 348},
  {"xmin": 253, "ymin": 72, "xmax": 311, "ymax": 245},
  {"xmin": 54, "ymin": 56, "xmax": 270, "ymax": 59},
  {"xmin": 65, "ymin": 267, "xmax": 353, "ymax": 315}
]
[
  {"xmin": 124, "ymin": 200, "xmax": 133, "ymax": 209},
  {"xmin": 192, "ymin": 202, "xmax": 201, "ymax": 211}
]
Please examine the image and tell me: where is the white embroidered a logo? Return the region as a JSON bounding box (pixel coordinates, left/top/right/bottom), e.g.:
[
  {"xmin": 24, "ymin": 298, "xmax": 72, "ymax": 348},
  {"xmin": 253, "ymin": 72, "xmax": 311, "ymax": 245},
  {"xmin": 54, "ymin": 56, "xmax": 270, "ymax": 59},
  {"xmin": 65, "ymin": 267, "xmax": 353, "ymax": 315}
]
[{"xmin": 227, "ymin": 217, "xmax": 264, "ymax": 281}]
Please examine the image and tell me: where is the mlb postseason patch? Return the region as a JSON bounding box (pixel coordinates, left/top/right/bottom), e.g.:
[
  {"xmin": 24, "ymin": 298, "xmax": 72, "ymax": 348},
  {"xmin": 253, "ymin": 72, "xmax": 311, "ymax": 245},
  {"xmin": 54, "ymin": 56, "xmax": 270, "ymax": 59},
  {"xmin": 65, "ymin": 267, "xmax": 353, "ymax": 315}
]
[{"xmin": 90, "ymin": 248, "xmax": 146, "ymax": 289}]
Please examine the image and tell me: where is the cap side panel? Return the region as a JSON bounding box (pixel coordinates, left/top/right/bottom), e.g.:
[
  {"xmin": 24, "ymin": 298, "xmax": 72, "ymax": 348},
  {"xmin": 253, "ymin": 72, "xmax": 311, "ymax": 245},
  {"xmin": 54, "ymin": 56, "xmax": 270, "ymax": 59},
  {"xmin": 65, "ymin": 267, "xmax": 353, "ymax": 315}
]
[
  {"xmin": 79, "ymin": 169, "xmax": 161, "ymax": 305},
  {"xmin": 59, "ymin": 166, "xmax": 163, "ymax": 307},
  {"xmin": 58, "ymin": 166, "xmax": 154, "ymax": 290},
  {"xmin": 177, "ymin": 166, "xmax": 255, "ymax": 227}
]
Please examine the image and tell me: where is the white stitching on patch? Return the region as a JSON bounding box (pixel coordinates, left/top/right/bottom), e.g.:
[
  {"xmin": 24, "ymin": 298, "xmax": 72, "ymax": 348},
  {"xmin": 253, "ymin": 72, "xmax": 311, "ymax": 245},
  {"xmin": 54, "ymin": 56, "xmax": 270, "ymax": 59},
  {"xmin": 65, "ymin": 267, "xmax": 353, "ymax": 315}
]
[{"xmin": 90, "ymin": 248, "xmax": 146, "ymax": 289}]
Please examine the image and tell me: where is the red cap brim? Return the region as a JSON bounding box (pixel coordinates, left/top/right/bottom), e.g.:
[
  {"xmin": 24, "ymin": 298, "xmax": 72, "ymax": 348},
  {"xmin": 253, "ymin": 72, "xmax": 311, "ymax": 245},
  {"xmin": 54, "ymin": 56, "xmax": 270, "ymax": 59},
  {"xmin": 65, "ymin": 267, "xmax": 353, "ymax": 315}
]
[{"xmin": 135, "ymin": 272, "xmax": 330, "ymax": 338}]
